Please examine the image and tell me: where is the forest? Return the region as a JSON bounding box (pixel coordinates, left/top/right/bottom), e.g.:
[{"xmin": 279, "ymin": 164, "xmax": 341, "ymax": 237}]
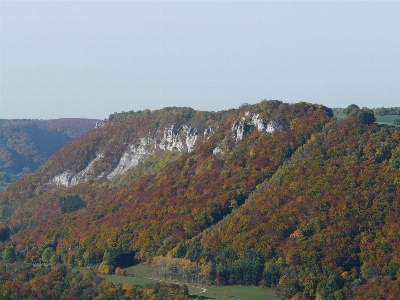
[
  {"xmin": 333, "ymin": 106, "xmax": 400, "ymax": 116},
  {"xmin": 0, "ymin": 101, "xmax": 400, "ymax": 299},
  {"xmin": 0, "ymin": 118, "xmax": 98, "ymax": 191}
]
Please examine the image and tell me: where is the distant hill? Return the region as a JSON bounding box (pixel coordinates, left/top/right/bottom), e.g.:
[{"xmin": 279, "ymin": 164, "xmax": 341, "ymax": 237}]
[
  {"xmin": 1, "ymin": 102, "xmax": 400, "ymax": 299},
  {"xmin": 0, "ymin": 118, "xmax": 99, "ymax": 190}
]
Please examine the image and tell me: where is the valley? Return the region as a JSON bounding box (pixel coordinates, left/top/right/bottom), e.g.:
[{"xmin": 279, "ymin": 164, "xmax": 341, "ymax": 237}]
[{"xmin": 0, "ymin": 101, "xmax": 400, "ymax": 299}]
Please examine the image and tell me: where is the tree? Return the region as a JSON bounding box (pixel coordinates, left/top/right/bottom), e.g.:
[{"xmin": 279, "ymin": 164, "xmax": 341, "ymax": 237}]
[
  {"xmin": 345, "ymin": 104, "xmax": 360, "ymax": 114},
  {"xmin": 2, "ymin": 246, "xmax": 16, "ymax": 263},
  {"xmin": 346, "ymin": 105, "xmax": 375, "ymax": 125},
  {"xmin": 42, "ymin": 247, "xmax": 55, "ymax": 264},
  {"xmin": 59, "ymin": 195, "xmax": 87, "ymax": 213},
  {"xmin": 394, "ymin": 119, "xmax": 400, "ymax": 125}
]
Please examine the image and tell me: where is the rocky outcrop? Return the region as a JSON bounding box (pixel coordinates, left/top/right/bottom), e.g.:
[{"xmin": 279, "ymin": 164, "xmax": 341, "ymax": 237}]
[
  {"xmin": 50, "ymin": 115, "xmax": 281, "ymax": 188},
  {"xmin": 70, "ymin": 154, "xmax": 104, "ymax": 186},
  {"xmin": 159, "ymin": 124, "xmax": 183, "ymax": 151},
  {"xmin": 51, "ymin": 170, "xmax": 74, "ymax": 187},
  {"xmin": 204, "ymin": 126, "xmax": 218, "ymax": 140},
  {"xmin": 184, "ymin": 125, "xmax": 198, "ymax": 152},
  {"xmin": 232, "ymin": 119, "xmax": 251, "ymax": 141},
  {"xmin": 158, "ymin": 124, "xmax": 198, "ymax": 152},
  {"xmin": 50, "ymin": 124, "xmax": 202, "ymax": 187},
  {"xmin": 232, "ymin": 114, "xmax": 281, "ymax": 141},
  {"xmin": 51, "ymin": 154, "xmax": 103, "ymax": 187},
  {"xmin": 107, "ymin": 138, "xmax": 155, "ymax": 180},
  {"xmin": 213, "ymin": 146, "xmax": 223, "ymax": 156},
  {"xmin": 265, "ymin": 120, "xmax": 280, "ymax": 133}
]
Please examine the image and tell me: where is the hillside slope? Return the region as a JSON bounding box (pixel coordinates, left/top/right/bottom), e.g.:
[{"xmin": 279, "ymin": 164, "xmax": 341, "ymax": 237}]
[
  {"xmin": 1, "ymin": 101, "xmax": 400, "ymax": 299},
  {"xmin": 0, "ymin": 118, "xmax": 99, "ymax": 190}
]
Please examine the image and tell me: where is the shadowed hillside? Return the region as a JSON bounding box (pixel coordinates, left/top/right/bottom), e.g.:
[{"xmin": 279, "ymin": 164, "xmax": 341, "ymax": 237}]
[{"xmin": 0, "ymin": 118, "xmax": 99, "ymax": 190}]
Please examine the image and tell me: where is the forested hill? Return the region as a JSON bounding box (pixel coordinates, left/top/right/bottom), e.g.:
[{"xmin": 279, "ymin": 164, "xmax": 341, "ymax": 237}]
[
  {"xmin": 0, "ymin": 118, "xmax": 99, "ymax": 189},
  {"xmin": 1, "ymin": 101, "xmax": 400, "ymax": 299}
]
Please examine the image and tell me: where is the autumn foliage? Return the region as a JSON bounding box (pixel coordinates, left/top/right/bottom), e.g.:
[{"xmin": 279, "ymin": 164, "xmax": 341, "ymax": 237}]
[{"xmin": 1, "ymin": 101, "xmax": 400, "ymax": 298}]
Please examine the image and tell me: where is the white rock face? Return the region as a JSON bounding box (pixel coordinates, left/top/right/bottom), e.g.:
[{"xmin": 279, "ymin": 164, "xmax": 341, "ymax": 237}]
[
  {"xmin": 213, "ymin": 146, "xmax": 223, "ymax": 155},
  {"xmin": 51, "ymin": 170, "xmax": 74, "ymax": 187},
  {"xmin": 70, "ymin": 154, "xmax": 104, "ymax": 186},
  {"xmin": 266, "ymin": 120, "xmax": 280, "ymax": 133},
  {"xmin": 184, "ymin": 125, "xmax": 198, "ymax": 152},
  {"xmin": 51, "ymin": 154, "xmax": 103, "ymax": 187},
  {"xmin": 159, "ymin": 124, "xmax": 184, "ymax": 151},
  {"xmin": 107, "ymin": 138, "xmax": 154, "ymax": 180},
  {"xmin": 204, "ymin": 126, "xmax": 218, "ymax": 140},
  {"xmin": 50, "ymin": 123, "xmax": 206, "ymax": 187},
  {"xmin": 232, "ymin": 114, "xmax": 281, "ymax": 141},
  {"xmin": 158, "ymin": 124, "xmax": 198, "ymax": 152},
  {"xmin": 232, "ymin": 120, "xmax": 249, "ymax": 141},
  {"xmin": 251, "ymin": 114, "xmax": 265, "ymax": 131}
]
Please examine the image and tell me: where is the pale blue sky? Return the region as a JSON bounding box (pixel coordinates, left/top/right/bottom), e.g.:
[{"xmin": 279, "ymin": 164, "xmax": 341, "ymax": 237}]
[{"xmin": 1, "ymin": 1, "xmax": 399, "ymax": 119}]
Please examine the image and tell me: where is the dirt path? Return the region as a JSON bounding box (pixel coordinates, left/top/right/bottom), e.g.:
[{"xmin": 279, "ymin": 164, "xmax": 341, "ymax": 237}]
[{"xmin": 135, "ymin": 274, "xmax": 207, "ymax": 294}]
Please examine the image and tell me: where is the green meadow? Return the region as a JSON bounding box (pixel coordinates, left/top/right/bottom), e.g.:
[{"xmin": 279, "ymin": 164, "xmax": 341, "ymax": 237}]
[
  {"xmin": 101, "ymin": 264, "xmax": 275, "ymax": 299},
  {"xmin": 335, "ymin": 114, "xmax": 400, "ymax": 126}
]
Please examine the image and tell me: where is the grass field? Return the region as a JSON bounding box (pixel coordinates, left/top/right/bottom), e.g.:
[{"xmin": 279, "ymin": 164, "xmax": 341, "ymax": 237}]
[
  {"xmin": 334, "ymin": 113, "xmax": 348, "ymax": 120},
  {"xmin": 102, "ymin": 264, "xmax": 275, "ymax": 299},
  {"xmin": 375, "ymin": 115, "xmax": 400, "ymax": 125},
  {"xmin": 199, "ymin": 285, "xmax": 275, "ymax": 300},
  {"xmin": 334, "ymin": 114, "xmax": 400, "ymax": 126}
]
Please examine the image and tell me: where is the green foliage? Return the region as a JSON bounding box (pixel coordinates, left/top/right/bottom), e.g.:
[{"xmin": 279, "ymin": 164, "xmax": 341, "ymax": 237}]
[
  {"xmin": 373, "ymin": 107, "xmax": 400, "ymax": 116},
  {"xmin": 59, "ymin": 195, "xmax": 86, "ymax": 213},
  {"xmin": 3, "ymin": 101, "xmax": 400, "ymax": 297},
  {"xmin": 41, "ymin": 247, "xmax": 55, "ymax": 264},
  {"xmin": 0, "ymin": 262, "xmax": 190, "ymax": 299},
  {"xmin": 346, "ymin": 104, "xmax": 376, "ymax": 124},
  {"xmin": 394, "ymin": 119, "xmax": 400, "ymax": 125},
  {"xmin": 2, "ymin": 246, "xmax": 16, "ymax": 263}
]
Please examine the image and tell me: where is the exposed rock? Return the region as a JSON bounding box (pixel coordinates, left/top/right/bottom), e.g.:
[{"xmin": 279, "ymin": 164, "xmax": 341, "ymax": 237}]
[
  {"xmin": 51, "ymin": 170, "xmax": 74, "ymax": 187},
  {"xmin": 213, "ymin": 146, "xmax": 223, "ymax": 156},
  {"xmin": 70, "ymin": 154, "xmax": 104, "ymax": 186},
  {"xmin": 51, "ymin": 154, "xmax": 104, "ymax": 188},
  {"xmin": 159, "ymin": 124, "xmax": 184, "ymax": 151},
  {"xmin": 184, "ymin": 125, "xmax": 198, "ymax": 152},
  {"xmin": 232, "ymin": 120, "xmax": 251, "ymax": 141},
  {"xmin": 251, "ymin": 114, "xmax": 265, "ymax": 131},
  {"xmin": 232, "ymin": 114, "xmax": 281, "ymax": 141},
  {"xmin": 95, "ymin": 119, "xmax": 107, "ymax": 128},
  {"xmin": 266, "ymin": 120, "xmax": 280, "ymax": 133},
  {"xmin": 204, "ymin": 126, "xmax": 218, "ymax": 140},
  {"xmin": 50, "ymin": 123, "xmax": 209, "ymax": 186},
  {"xmin": 158, "ymin": 124, "xmax": 198, "ymax": 152},
  {"xmin": 107, "ymin": 138, "xmax": 155, "ymax": 180}
]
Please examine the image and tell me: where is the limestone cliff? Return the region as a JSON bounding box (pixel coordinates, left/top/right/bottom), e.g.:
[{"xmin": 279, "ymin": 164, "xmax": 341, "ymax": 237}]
[
  {"xmin": 50, "ymin": 124, "xmax": 200, "ymax": 187},
  {"xmin": 232, "ymin": 113, "xmax": 281, "ymax": 141},
  {"xmin": 50, "ymin": 113, "xmax": 280, "ymax": 188}
]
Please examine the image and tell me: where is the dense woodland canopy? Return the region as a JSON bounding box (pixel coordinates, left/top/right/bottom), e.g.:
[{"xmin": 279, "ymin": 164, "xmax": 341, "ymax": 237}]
[{"xmin": 0, "ymin": 101, "xmax": 400, "ymax": 299}]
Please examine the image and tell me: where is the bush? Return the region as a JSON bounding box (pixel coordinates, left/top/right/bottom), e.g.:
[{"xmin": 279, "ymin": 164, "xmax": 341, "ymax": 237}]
[{"xmin": 59, "ymin": 195, "xmax": 86, "ymax": 213}]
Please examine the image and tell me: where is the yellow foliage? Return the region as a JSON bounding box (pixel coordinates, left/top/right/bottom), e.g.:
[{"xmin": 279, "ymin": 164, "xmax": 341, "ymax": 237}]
[
  {"xmin": 292, "ymin": 229, "xmax": 304, "ymax": 238},
  {"xmin": 97, "ymin": 262, "xmax": 112, "ymax": 275},
  {"xmin": 115, "ymin": 267, "xmax": 127, "ymax": 276}
]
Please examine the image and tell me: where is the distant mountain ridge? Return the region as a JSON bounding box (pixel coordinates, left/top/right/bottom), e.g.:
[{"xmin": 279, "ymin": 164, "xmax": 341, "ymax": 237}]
[{"xmin": 0, "ymin": 118, "xmax": 99, "ymax": 190}]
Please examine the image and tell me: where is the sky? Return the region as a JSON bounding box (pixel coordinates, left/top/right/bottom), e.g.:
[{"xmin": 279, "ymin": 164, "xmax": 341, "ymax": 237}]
[{"xmin": 1, "ymin": 1, "xmax": 399, "ymax": 120}]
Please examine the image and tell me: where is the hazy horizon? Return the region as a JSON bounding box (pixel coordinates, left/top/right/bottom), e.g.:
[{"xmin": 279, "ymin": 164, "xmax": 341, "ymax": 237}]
[{"xmin": 1, "ymin": 1, "xmax": 400, "ymax": 119}]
